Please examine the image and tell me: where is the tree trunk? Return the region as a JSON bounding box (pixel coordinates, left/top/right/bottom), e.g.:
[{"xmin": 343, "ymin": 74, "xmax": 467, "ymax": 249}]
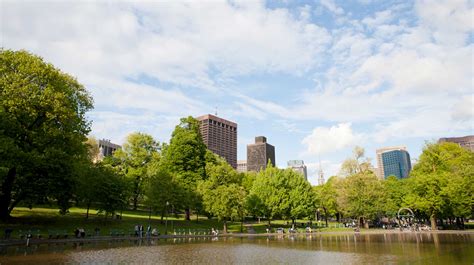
[
  {"xmin": 86, "ymin": 202, "xmax": 91, "ymax": 219},
  {"xmin": 185, "ymin": 208, "xmax": 190, "ymax": 221},
  {"xmin": 160, "ymin": 209, "xmax": 165, "ymax": 224},
  {"xmin": 132, "ymin": 194, "xmax": 138, "ymax": 211},
  {"xmin": 324, "ymin": 208, "xmax": 328, "ymax": 227},
  {"xmin": 223, "ymin": 219, "xmax": 228, "ymax": 234},
  {"xmin": 364, "ymin": 220, "xmax": 369, "ymax": 229},
  {"xmin": 336, "ymin": 212, "xmax": 341, "ymax": 223},
  {"xmin": 430, "ymin": 213, "xmax": 437, "ymax": 230},
  {"xmin": 0, "ymin": 167, "xmax": 16, "ymax": 220},
  {"xmin": 196, "ymin": 210, "xmax": 199, "ymax": 222},
  {"xmin": 358, "ymin": 217, "xmax": 363, "ymax": 228}
]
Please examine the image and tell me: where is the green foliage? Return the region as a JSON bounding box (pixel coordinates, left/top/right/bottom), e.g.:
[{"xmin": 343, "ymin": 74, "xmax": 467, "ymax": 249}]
[
  {"xmin": 248, "ymin": 165, "xmax": 314, "ymax": 223},
  {"xmin": 106, "ymin": 132, "xmax": 160, "ymax": 210},
  {"xmin": 404, "ymin": 142, "xmax": 474, "ymax": 228},
  {"xmin": 337, "ymin": 171, "xmax": 383, "ymax": 226},
  {"xmin": 314, "ymin": 176, "xmax": 340, "ymax": 224},
  {"xmin": 160, "ymin": 116, "xmax": 207, "ymax": 216},
  {"xmin": 198, "ymin": 155, "xmax": 245, "ymax": 232},
  {"xmin": 0, "ymin": 49, "xmax": 93, "ymax": 218}
]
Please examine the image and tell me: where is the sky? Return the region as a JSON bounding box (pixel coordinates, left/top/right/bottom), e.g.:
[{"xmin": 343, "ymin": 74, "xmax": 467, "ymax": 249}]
[{"xmin": 2, "ymin": 0, "xmax": 473, "ymax": 185}]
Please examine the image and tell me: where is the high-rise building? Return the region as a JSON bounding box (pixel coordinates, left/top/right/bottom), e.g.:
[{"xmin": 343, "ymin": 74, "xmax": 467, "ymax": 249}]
[
  {"xmin": 237, "ymin": 160, "xmax": 247, "ymax": 173},
  {"xmin": 438, "ymin": 135, "xmax": 474, "ymax": 152},
  {"xmin": 287, "ymin": 160, "xmax": 307, "ymax": 180},
  {"xmin": 376, "ymin": 146, "xmax": 406, "ymax": 179},
  {"xmin": 247, "ymin": 136, "xmax": 275, "ymax": 172},
  {"xmin": 376, "ymin": 146, "xmax": 411, "ymax": 179},
  {"xmin": 196, "ymin": 114, "xmax": 237, "ymax": 169}
]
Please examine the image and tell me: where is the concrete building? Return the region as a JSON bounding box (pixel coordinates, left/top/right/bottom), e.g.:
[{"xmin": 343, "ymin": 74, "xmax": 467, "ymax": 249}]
[
  {"xmin": 376, "ymin": 146, "xmax": 411, "ymax": 179},
  {"xmin": 96, "ymin": 139, "xmax": 121, "ymax": 162},
  {"xmin": 237, "ymin": 160, "xmax": 247, "ymax": 173},
  {"xmin": 247, "ymin": 136, "xmax": 275, "ymax": 172},
  {"xmin": 196, "ymin": 114, "xmax": 237, "ymax": 169},
  {"xmin": 287, "ymin": 160, "xmax": 307, "ymax": 180},
  {"xmin": 438, "ymin": 135, "xmax": 474, "ymax": 152}
]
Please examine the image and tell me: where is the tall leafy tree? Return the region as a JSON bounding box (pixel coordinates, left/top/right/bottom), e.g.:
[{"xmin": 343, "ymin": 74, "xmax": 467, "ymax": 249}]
[
  {"xmin": 337, "ymin": 172, "xmax": 384, "ymax": 228},
  {"xmin": 314, "ymin": 176, "xmax": 341, "ymax": 226},
  {"xmin": 199, "ymin": 155, "xmax": 245, "ymax": 232},
  {"xmin": 107, "ymin": 132, "xmax": 160, "ymax": 210},
  {"xmin": 0, "ymin": 50, "xmax": 93, "ymax": 219},
  {"xmin": 405, "ymin": 142, "xmax": 473, "ymax": 229},
  {"xmin": 161, "ymin": 116, "xmax": 207, "ymax": 220}
]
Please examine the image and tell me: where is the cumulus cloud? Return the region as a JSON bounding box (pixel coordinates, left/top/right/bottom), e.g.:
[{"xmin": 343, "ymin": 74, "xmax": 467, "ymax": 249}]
[{"xmin": 302, "ymin": 123, "xmax": 362, "ymax": 155}]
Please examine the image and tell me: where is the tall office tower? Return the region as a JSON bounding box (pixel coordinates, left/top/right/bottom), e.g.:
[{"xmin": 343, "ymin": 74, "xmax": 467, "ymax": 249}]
[
  {"xmin": 196, "ymin": 114, "xmax": 237, "ymax": 169},
  {"xmin": 287, "ymin": 160, "xmax": 308, "ymax": 180},
  {"xmin": 247, "ymin": 136, "xmax": 275, "ymax": 172},
  {"xmin": 237, "ymin": 160, "xmax": 247, "ymax": 173},
  {"xmin": 376, "ymin": 146, "xmax": 406, "ymax": 179},
  {"xmin": 376, "ymin": 146, "xmax": 411, "ymax": 179},
  {"xmin": 438, "ymin": 135, "xmax": 474, "ymax": 152}
]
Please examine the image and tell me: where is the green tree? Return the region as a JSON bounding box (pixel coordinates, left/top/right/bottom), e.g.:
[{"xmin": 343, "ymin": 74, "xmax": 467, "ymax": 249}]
[
  {"xmin": 0, "ymin": 50, "xmax": 93, "ymax": 219},
  {"xmin": 313, "ymin": 176, "xmax": 340, "ymax": 226},
  {"xmin": 338, "ymin": 172, "xmax": 383, "ymax": 228},
  {"xmin": 198, "ymin": 154, "xmax": 245, "ymax": 232},
  {"xmin": 161, "ymin": 116, "xmax": 207, "ymax": 220},
  {"xmin": 339, "ymin": 146, "xmax": 373, "ymax": 176},
  {"xmin": 405, "ymin": 142, "xmax": 474, "ymax": 229},
  {"xmin": 382, "ymin": 176, "xmax": 407, "ymax": 218},
  {"xmin": 107, "ymin": 132, "xmax": 160, "ymax": 210}
]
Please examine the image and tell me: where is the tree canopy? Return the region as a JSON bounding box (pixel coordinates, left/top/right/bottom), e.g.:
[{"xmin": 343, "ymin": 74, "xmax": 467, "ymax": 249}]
[{"xmin": 0, "ymin": 49, "xmax": 93, "ymax": 219}]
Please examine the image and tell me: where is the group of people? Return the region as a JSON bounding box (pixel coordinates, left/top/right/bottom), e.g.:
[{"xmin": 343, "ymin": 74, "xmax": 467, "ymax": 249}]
[
  {"xmin": 74, "ymin": 228, "xmax": 86, "ymax": 238},
  {"xmin": 134, "ymin": 224, "xmax": 159, "ymax": 237},
  {"xmin": 211, "ymin": 228, "xmax": 219, "ymax": 236}
]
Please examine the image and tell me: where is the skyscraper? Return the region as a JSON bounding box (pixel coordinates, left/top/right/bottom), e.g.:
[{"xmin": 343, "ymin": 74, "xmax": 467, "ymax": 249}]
[
  {"xmin": 247, "ymin": 136, "xmax": 275, "ymax": 172},
  {"xmin": 196, "ymin": 114, "xmax": 237, "ymax": 169},
  {"xmin": 287, "ymin": 160, "xmax": 307, "ymax": 180},
  {"xmin": 438, "ymin": 135, "xmax": 474, "ymax": 152},
  {"xmin": 376, "ymin": 146, "xmax": 405, "ymax": 179},
  {"xmin": 376, "ymin": 146, "xmax": 411, "ymax": 179}
]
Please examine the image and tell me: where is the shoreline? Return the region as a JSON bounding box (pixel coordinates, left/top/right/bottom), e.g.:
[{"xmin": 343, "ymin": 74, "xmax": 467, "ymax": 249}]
[{"xmin": 1, "ymin": 229, "xmax": 472, "ymax": 247}]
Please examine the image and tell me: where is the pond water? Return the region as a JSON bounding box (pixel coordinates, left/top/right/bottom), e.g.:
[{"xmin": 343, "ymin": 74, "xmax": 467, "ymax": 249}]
[{"xmin": 1, "ymin": 232, "xmax": 473, "ymax": 264}]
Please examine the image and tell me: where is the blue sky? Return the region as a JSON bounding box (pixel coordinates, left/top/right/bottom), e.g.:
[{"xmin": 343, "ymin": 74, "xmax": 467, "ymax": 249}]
[{"xmin": 2, "ymin": 0, "xmax": 473, "ymax": 184}]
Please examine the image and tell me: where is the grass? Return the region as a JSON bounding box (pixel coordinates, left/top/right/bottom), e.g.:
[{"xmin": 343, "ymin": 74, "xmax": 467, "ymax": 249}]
[
  {"xmin": 3, "ymin": 207, "xmax": 470, "ymax": 239},
  {"xmin": 1, "ymin": 207, "xmax": 241, "ymax": 239}
]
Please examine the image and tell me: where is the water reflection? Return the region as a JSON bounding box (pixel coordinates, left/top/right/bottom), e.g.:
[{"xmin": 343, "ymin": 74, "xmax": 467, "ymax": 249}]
[{"xmin": 1, "ymin": 233, "xmax": 473, "ymax": 264}]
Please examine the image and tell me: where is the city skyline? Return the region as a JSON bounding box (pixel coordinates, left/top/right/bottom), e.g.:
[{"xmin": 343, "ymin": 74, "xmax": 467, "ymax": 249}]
[{"xmin": 3, "ymin": 0, "xmax": 472, "ymax": 185}]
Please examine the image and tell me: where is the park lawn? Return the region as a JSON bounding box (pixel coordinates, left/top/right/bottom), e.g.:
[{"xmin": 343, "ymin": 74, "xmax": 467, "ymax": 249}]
[{"xmin": 1, "ymin": 207, "xmax": 242, "ymax": 239}]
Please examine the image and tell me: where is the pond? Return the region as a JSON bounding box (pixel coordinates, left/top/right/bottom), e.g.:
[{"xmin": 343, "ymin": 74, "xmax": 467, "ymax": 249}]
[{"xmin": 1, "ymin": 232, "xmax": 473, "ymax": 264}]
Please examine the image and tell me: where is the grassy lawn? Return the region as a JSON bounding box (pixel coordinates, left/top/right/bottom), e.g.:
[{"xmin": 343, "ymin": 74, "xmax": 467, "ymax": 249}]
[{"xmin": 1, "ymin": 207, "xmax": 242, "ymax": 239}]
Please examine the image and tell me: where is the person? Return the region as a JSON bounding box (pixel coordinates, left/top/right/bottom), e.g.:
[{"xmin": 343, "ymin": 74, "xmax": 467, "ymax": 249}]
[
  {"xmin": 94, "ymin": 227, "xmax": 100, "ymax": 236},
  {"xmin": 266, "ymin": 227, "xmax": 270, "ymax": 234},
  {"xmin": 211, "ymin": 228, "xmax": 216, "ymax": 236},
  {"xmin": 79, "ymin": 228, "xmax": 85, "ymax": 238},
  {"xmin": 139, "ymin": 224, "xmax": 144, "ymax": 238},
  {"xmin": 152, "ymin": 228, "xmax": 159, "ymax": 236},
  {"xmin": 74, "ymin": 228, "xmax": 80, "ymax": 238},
  {"xmin": 146, "ymin": 225, "xmax": 151, "ymax": 238},
  {"xmin": 134, "ymin": 225, "xmax": 139, "ymax": 237}
]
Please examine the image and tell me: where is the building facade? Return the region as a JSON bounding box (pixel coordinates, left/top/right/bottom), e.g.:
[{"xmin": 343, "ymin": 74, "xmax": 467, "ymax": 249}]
[
  {"xmin": 237, "ymin": 160, "xmax": 247, "ymax": 173},
  {"xmin": 376, "ymin": 146, "xmax": 406, "ymax": 179},
  {"xmin": 438, "ymin": 135, "xmax": 474, "ymax": 152},
  {"xmin": 247, "ymin": 136, "xmax": 275, "ymax": 172},
  {"xmin": 96, "ymin": 139, "xmax": 121, "ymax": 162},
  {"xmin": 377, "ymin": 147, "xmax": 411, "ymax": 179},
  {"xmin": 287, "ymin": 160, "xmax": 307, "ymax": 180},
  {"xmin": 196, "ymin": 114, "xmax": 237, "ymax": 169}
]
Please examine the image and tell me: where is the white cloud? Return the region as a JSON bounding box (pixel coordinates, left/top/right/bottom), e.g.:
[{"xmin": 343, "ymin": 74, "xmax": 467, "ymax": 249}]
[
  {"xmin": 302, "ymin": 123, "xmax": 362, "ymax": 155},
  {"xmin": 320, "ymin": 0, "xmax": 344, "ymax": 15},
  {"xmin": 451, "ymin": 95, "xmax": 474, "ymax": 121}
]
